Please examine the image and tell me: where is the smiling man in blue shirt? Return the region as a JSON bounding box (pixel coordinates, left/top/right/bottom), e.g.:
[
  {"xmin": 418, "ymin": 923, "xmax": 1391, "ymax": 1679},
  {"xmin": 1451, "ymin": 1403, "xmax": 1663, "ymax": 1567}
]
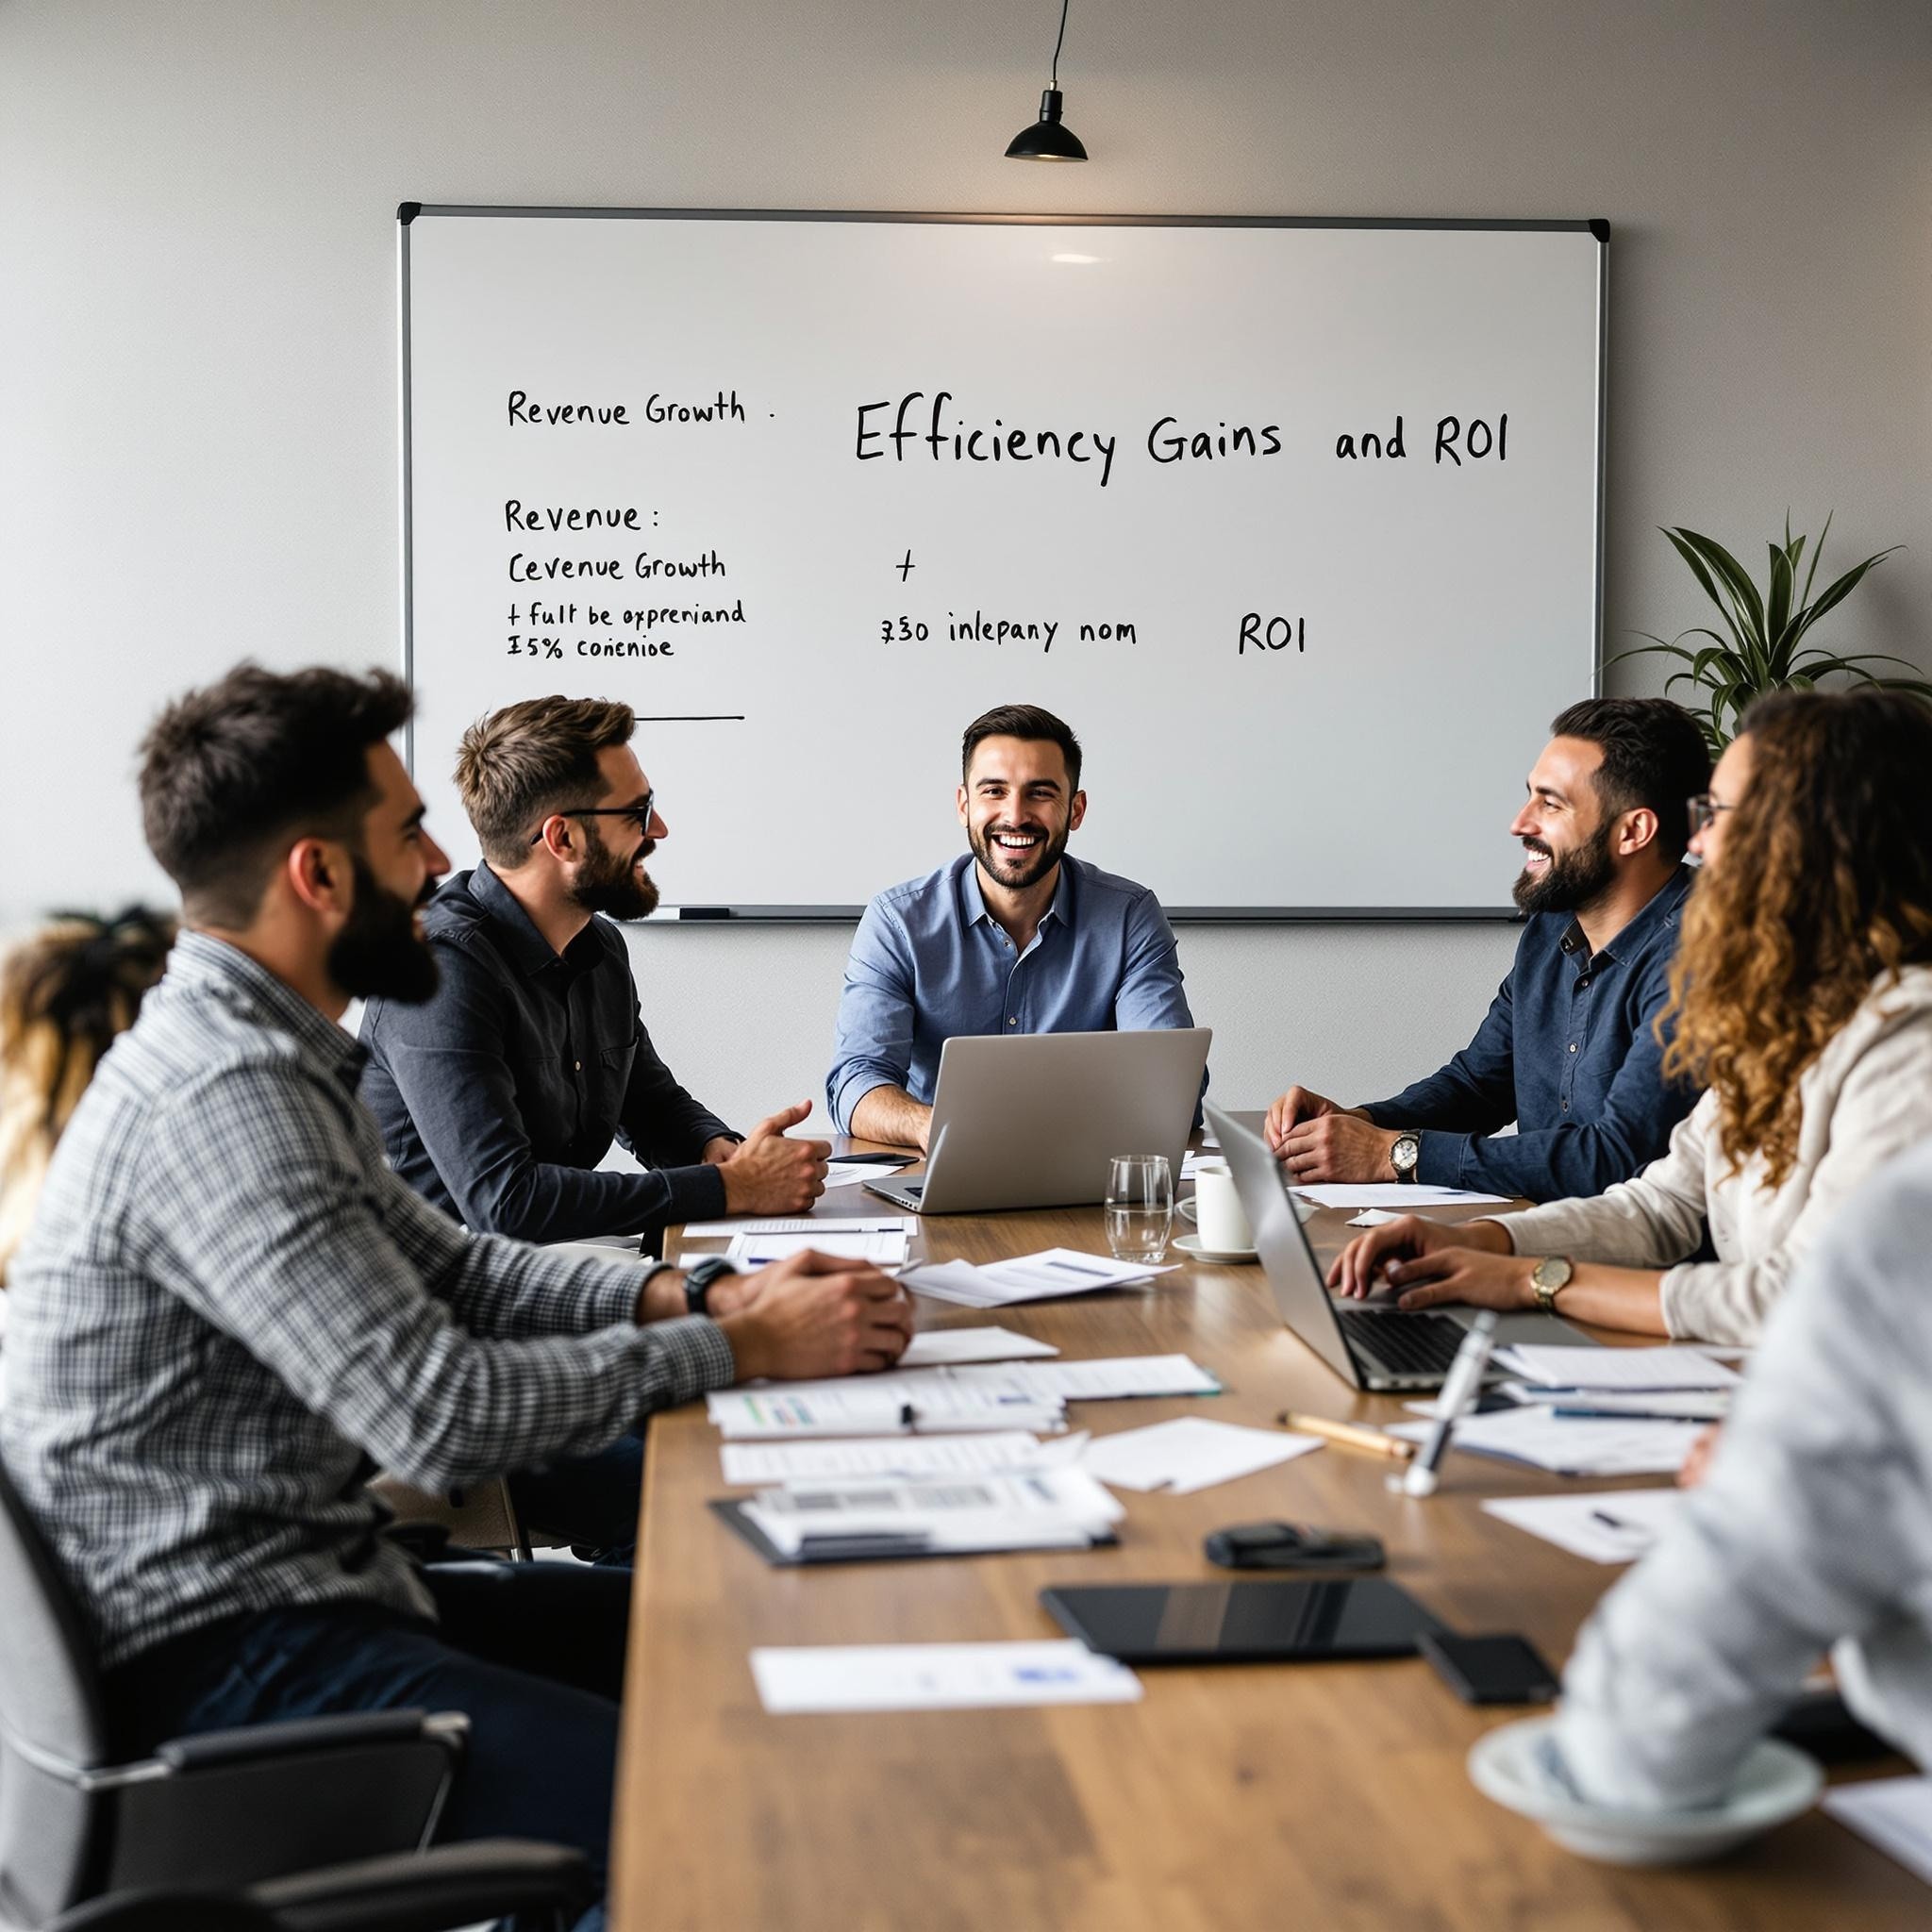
[
  {"xmin": 1266, "ymin": 697, "xmax": 1711, "ymax": 1203},
  {"xmin": 828, "ymin": 704, "xmax": 1198, "ymax": 1150}
]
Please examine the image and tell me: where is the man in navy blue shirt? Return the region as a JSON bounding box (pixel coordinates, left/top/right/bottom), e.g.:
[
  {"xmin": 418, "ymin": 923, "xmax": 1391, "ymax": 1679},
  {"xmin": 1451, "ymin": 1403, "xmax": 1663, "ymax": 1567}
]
[
  {"xmin": 828, "ymin": 704, "xmax": 1197, "ymax": 1150},
  {"xmin": 1267, "ymin": 697, "xmax": 1711, "ymax": 1203}
]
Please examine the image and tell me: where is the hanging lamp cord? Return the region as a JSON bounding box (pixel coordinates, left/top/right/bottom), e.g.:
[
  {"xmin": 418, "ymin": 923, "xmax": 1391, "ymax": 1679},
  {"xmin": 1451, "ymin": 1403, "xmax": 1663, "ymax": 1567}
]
[{"xmin": 1050, "ymin": 0, "xmax": 1070, "ymax": 88}]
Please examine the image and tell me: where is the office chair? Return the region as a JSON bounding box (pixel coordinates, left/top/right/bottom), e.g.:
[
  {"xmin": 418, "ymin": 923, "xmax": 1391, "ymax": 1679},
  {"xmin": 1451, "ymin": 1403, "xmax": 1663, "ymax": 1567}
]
[
  {"xmin": 43, "ymin": 1840, "xmax": 594, "ymax": 1932},
  {"xmin": 0, "ymin": 1462, "xmax": 477, "ymax": 1929}
]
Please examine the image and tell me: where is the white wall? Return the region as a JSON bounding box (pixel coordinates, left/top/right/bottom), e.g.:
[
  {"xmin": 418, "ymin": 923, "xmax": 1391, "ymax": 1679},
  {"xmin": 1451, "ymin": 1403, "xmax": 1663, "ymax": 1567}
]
[{"xmin": 4, "ymin": 0, "xmax": 1927, "ymax": 1120}]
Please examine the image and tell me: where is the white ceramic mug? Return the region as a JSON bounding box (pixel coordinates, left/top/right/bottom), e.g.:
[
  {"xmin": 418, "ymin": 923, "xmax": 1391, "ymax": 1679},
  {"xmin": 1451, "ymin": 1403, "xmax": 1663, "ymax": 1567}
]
[{"xmin": 1191, "ymin": 1161, "xmax": 1254, "ymax": 1252}]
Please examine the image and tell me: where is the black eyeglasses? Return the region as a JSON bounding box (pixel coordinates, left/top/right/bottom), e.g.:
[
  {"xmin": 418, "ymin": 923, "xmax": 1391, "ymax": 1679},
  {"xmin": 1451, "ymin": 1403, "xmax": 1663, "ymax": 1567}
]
[
  {"xmin": 1686, "ymin": 792, "xmax": 1734, "ymax": 836},
  {"xmin": 528, "ymin": 791, "xmax": 656, "ymax": 847}
]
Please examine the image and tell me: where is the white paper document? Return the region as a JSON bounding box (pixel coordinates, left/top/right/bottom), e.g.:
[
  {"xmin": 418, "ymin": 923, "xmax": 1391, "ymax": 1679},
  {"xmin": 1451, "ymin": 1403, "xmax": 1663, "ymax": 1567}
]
[
  {"xmin": 751, "ymin": 1640, "xmax": 1142, "ymax": 1715},
  {"xmin": 1291, "ymin": 1184, "xmax": 1514, "ymax": 1208},
  {"xmin": 1481, "ymin": 1489, "xmax": 1688, "ymax": 1563},
  {"xmin": 728, "ymin": 1229, "xmax": 909, "ymax": 1266},
  {"xmin": 1823, "ymin": 1777, "xmax": 1932, "ymax": 1889},
  {"xmin": 1389, "ymin": 1406, "xmax": 1705, "ymax": 1476},
  {"xmin": 822, "ymin": 1162, "xmax": 917, "ymax": 1190},
  {"xmin": 681, "ymin": 1215, "xmax": 916, "ymax": 1238},
  {"xmin": 903, "ymin": 1247, "xmax": 1176, "ymax": 1307},
  {"xmin": 705, "ymin": 1367, "xmax": 1063, "ymax": 1439},
  {"xmin": 1495, "ymin": 1344, "xmax": 1742, "ymax": 1392},
  {"xmin": 956, "ymin": 1355, "xmax": 1223, "ymax": 1402},
  {"xmin": 1080, "ymin": 1417, "xmax": 1323, "ymax": 1493},
  {"xmin": 719, "ymin": 1430, "xmax": 1080, "ymax": 1486},
  {"xmin": 1345, "ymin": 1208, "xmax": 1400, "ymax": 1228},
  {"xmin": 740, "ymin": 1467, "xmax": 1124, "ymax": 1557},
  {"xmin": 901, "ymin": 1327, "xmax": 1060, "ymax": 1366}
]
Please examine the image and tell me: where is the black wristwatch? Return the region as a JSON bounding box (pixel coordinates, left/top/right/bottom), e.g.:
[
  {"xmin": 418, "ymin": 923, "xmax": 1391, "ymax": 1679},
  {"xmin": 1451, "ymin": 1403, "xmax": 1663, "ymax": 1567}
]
[
  {"xmin": 1391, "ymin": 1133, "xmax": 1422, "ymax": 1182},
  {"xmin": 684, "ymin": 1256, "xmax": 739, "ymax": 1318}
]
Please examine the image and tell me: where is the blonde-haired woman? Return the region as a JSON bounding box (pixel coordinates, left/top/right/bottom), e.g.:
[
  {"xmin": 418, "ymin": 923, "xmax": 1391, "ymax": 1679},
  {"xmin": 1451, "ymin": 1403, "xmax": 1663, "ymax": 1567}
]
[
  {"xmin": 1332, "ymin": 687, "xmax": 1932, "ymax": 1344},
  {"xmin": 0, "ymin": 908, "xmax": 175, "ymax": 1287}
]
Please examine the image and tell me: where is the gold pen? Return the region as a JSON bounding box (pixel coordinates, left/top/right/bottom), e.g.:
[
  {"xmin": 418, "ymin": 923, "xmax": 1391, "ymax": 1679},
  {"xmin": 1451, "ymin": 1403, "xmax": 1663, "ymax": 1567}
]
[{"xmin": 1277, "ymin": 1409, "xmax": 1416, "ymax": 1462}]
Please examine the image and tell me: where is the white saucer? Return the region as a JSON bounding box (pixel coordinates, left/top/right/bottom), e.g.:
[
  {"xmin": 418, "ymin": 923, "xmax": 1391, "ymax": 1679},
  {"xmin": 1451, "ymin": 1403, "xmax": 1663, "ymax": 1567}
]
[
  {"xmin": 1179, "ymin": 1198, "xmax": 1197, "ymax": 1223},
  {"xmin": 1467, "ymin": 1716, "xmax": 1822, "ymax": 1866},
  {"xmin": 1174, "ymin": 1231, "xmax": 1258, "ymax": 1264}
]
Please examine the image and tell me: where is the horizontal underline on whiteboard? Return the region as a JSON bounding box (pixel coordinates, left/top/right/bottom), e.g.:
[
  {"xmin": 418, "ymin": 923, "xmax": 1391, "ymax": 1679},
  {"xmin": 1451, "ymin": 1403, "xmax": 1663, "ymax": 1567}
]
[
  {"xmin": 639, "ymin": 905, "xmax": 1528, "ymax": 924},
  {"xmin": 635, "ymin": 714, "xmax": 746, "ymax": 722}
]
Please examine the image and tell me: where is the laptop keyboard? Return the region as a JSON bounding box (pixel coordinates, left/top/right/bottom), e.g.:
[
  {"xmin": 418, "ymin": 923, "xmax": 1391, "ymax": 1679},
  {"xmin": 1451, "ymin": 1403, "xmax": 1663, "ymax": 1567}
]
[{"xmin": 1338, "ymin": 1307, "xmax": 1470, "ymax": 1378}]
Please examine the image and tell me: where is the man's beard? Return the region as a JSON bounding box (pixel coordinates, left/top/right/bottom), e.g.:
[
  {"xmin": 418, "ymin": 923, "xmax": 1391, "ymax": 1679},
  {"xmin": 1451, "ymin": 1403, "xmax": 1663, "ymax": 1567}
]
[
  {"xmin": 1512, "ymin": 818, "xmax": 1617, "ymax": 915},
  {"xmin": 968, "ymin": 818, "xmax": 1070, "ymax": 892},
  {"xmin": 571, "ymin": 831, "xmax": 660, "ymax": 921},
  {"xmin": 329, "ymin": 856, "xmax": 440, "ymax": 1003}
]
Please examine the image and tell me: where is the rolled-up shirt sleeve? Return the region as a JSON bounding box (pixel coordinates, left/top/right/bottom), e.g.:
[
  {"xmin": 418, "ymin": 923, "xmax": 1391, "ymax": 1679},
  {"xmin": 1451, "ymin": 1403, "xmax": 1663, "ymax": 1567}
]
[
  {"xmin": 827, "ymin": 897, "xmax": 919, "ymax": 1132},
  {"xmin": 142, "ymin": 1064, "xmax": 736, "ymax": 1493}
]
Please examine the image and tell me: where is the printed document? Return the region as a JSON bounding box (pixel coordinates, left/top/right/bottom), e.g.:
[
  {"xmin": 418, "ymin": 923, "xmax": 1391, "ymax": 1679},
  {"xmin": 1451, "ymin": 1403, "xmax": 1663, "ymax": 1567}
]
[
  {"xmin": 1290, "ymin": 1184, "xmax": 1513, "ymax": 1208},
  {"xmin": 901, "ymin": 1327, "xmax": 1059, "ymax": 1366},
  {"xmin": 681, "ymin": 1215, "xmax": 915, "ymax": 1238},
  {"xmin": 1080, "ymin": 1418, "xmax": 1322, "ymax": 1493},
  {"xmin": 904, "ymin": 1247, "xmax": 1176, "ymax": 1307},
  {"xmin": 719, "ymin": 1431, "xmax": 1087, "ymax": 1487},
  {"xmin": 1823, "ymin": 1777, "xmax": 1932, "ymax": 1889},
  {"xmin": 1495, "ymin": 1344, "xmax": 1742, "ymax": 1391},
  {"xmin": 751, "ymin": 1641, "xmax": 1141, "ymax": 1715},
  {"xmin": 955, "ymin": 1355, "xmax": 1222, "ymax": 1402},
  {"xmin": 1482, "ymin": 1489, "xmax": 1688, "ymax": 1563},
  {"xmin": 1389, "ymin": 1406, "xmax": 1705, "ymax": 1475}
]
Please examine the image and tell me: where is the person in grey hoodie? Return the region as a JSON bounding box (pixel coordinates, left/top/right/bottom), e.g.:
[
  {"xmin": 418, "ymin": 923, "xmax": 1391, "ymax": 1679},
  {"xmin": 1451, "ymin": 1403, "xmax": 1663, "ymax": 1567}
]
[
  {"xmin": 1331, "ymin": 689, "xmax": 1932, "ymax": 1344},
  {"xmin": 1548, "ymin": 1133, "xmax": 1932, "ymax": 1803}
]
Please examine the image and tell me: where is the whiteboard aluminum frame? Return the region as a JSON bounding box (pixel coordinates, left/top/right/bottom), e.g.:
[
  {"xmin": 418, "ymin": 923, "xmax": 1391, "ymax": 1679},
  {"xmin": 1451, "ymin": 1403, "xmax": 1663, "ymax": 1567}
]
[{"xmin": 397, "ymin": 204, "xmax": 1608, "ymax": 924}]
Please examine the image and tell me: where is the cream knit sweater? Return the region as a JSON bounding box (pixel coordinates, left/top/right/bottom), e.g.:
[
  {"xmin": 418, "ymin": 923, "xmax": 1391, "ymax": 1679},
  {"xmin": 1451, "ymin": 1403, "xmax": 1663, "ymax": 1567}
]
[{"xmin": 1493, "ymin": 965, "xmax": 1932, "ymax": 1345}]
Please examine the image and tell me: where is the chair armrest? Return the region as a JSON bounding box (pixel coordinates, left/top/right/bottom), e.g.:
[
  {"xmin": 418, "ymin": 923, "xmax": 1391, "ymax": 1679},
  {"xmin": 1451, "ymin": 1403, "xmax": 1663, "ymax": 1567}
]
[
  {"xmin": 251, "ymin": 1841, "xmax": 594, "ymax": 1932},
  {"xmin": 154, "ymin": 1710, "xmax": 465, "ymax": 1774}
]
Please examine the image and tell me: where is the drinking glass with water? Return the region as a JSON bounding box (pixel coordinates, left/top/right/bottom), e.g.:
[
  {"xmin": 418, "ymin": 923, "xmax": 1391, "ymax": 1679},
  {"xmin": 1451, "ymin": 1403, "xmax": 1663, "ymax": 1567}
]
[{"xmin": 1105, "ymin": 1154, "xmax": 1174, "ymax": 1264}]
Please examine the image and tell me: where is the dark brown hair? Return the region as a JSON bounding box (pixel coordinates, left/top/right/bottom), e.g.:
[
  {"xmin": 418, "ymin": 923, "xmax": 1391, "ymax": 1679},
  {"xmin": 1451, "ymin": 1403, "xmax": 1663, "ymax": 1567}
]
[
  {"xmin": 453, "ymin": 695, "xmax": 637, "ymax": 868},
  {"xmin": 1660, "ymin": 687, "xmax": 1932, "ymax": 1187},
  {"xmin": 1548, "ymin": 696, "xmax": 1712, "ymax": 862},
  {"xmin": 139, "ymin": 664, "xmax": 413, "ymax": 925},
  {"xmin": 960, "ymin": 704, "xmax": 1083, "ymax": 790}
]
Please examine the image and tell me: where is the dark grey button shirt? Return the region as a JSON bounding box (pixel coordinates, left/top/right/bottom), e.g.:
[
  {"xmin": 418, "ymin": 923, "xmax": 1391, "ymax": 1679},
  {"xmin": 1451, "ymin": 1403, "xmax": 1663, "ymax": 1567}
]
[
  {"xmin": 0, "ymin": 932, "xmax": 734, "ymax": 1670},
  {"xmin": 359, "ymin": 866, "xmax": 734, "ymax": 1246}
]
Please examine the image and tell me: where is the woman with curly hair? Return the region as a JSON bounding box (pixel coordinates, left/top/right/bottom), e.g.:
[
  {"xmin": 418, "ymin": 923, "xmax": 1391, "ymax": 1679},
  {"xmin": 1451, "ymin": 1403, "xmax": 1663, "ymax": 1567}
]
[
  {"xmin": 1331, "ymin": 687, "xmax": 1932, "ymax": 1343},
  {"xmin": 0, "ymin": 908, "xmax": 175, "ymax": 1288}
]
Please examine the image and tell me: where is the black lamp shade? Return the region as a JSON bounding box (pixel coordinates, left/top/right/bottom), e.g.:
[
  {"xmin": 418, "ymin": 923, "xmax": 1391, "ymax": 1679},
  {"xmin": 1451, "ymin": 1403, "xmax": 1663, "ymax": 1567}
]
[{"xmin": 1006, "ymin": 89, "xmax": 1088, "ymax": 161}]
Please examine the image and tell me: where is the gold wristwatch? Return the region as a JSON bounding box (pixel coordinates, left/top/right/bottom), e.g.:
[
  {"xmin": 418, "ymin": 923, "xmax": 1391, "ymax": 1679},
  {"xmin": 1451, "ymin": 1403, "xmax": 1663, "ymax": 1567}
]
[{"xmin": 1530, "ymin": 1255, "xmax": 1574, "ymax": 1313}]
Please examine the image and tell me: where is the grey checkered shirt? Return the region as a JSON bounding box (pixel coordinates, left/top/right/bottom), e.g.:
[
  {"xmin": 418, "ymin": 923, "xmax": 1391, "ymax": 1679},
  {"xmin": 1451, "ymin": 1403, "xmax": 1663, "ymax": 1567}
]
[{"xmin": 0, "ymin": 931, "xmax": 736, "ymax": 1669}]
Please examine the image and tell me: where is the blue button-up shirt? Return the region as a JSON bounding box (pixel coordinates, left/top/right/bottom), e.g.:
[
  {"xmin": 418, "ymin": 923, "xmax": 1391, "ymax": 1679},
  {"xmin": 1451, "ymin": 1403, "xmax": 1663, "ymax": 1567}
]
[
  {"xmin": 827, "ymin": 853, "xmax": 1199, "ymax": 1131},
  {"xmin": 1360, "ymin": 866, "xmax": 1700, "ymax": 1201}
]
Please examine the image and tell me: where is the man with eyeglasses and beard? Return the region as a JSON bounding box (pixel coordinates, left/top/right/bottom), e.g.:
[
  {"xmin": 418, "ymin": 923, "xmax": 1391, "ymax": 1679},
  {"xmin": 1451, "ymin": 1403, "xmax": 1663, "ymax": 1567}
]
[
  {"xmin": 1, "ymin": 665, "xmax": 910, "ymax": 1926},
  {"xmin": 828, "ymin": 703, "xmax": 1199, "ymax": 1153},
  {"xmin": 1264, "ymin": 697, "xmax": 1712, "ymax": 1203},
  {"xmin": 361, "ymin": 693, "xmax": 826, "ymax": 1249}
]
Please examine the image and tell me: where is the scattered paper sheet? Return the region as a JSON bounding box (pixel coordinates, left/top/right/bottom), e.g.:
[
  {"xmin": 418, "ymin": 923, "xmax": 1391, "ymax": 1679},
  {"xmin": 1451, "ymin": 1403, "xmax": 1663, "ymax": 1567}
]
[
  {"xmin": 682, "ymin": 1215, "xmax": 915, "ymax": 1238},
  {"xmin": 1496, "ymin": 1344, "xmax": 1742, "ymax": 1391},
  {"xmin": 1481, "ymin": 1489, "xmax": 1688, "ymax": 1563},
  {"xmin": 823, "ymin": 1163, "xmax": 914, "ymax": 1189},
  {"xmin": 1080, "ymin": 1417, "xmax": 1322, "ymax": 1493},
  {"xmin": 1346, "ymin": 1208, "xmax": 1399, "ymax": 1227},
  {"xmin": 705, "ymin": 1367, "xmax": 1062, "ymax": 1439},
  {"xmin": 958, "ymin": 1355, "xmax": 1222, "ymax": 1402},
  {"xmin": 1388, "ymin": 1406, "xmax": 1704, "ymax": 1475},
  {"xmin": 751, "ymin": 1641, "xmax": 1142, "ymax": 1715},
  {"xmin": 719, "ymin": 1430, "xmax": 1086, "ymax": 1487},
  {"xmin": 1291, "ymin": 1184, "xmax": 1513, "ymax": 1208},
  {"xmin": 904, "ymin": 1247, "xmax": 1176, "ymax": 1307},
  {"xmin": 901, "ymin": 1327, "xmax": 1059, "ymax": 1366},
  {"xmin": 729, "ymin": 1229, "xmax": 908, "ymax": 1266},
  {"xmin": 741, "ymin": 1468, "xmax": 1123, "ymax": 1557},
  {"xmin": 1823, "ymin": 1777, "xmax": 1932, "ymax": 1888}
]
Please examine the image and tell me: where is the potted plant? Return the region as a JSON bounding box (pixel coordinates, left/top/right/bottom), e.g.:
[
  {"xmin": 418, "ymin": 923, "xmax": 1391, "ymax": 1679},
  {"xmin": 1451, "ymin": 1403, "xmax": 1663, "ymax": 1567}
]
[{"xmin": 1618, "ymin": 516, "xmax": 1931, "ymax": 751}]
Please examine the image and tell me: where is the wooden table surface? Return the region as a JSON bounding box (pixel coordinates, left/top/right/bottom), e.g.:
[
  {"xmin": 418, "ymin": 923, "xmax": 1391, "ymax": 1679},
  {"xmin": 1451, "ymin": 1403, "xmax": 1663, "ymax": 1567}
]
[{"xmin": 610, "ymin": 1140, "xmax": 1921, "ymax": 1931}]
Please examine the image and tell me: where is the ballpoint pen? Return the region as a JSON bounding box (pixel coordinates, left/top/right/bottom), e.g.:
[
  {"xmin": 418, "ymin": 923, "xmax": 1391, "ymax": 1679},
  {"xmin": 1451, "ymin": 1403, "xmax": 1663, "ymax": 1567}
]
[
  {"xmin": 1276, "ymin": 1410, "xmax": 1415, "ymax": 1461},
  {"xmin": 1401, "ymin": 1310, "xmax": 1500, "ymax": 1498}
]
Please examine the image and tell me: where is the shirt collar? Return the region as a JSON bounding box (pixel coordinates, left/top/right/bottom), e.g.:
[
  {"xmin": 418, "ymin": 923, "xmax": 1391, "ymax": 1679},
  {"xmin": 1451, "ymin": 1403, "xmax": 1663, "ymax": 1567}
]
[
  {"xmin": 467, "ymin": 863, "xmax": 574, "ymax": 979},
  {"xmin": 170, "ymin": 930, "xmax": 368, "ymax": 1091},
  {"xmin": 1561, "ymin": 863, "xmax": 1695, "ymax": 967},
  {"xmin": 958, "ymin": 855, "xmax": 1077, "ymax": 932}
]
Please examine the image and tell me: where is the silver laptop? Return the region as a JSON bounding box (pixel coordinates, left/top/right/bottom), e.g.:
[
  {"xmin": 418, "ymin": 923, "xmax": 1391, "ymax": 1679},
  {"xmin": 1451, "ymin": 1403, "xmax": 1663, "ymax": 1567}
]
[
  {"xmin": 868, "ymin": 1029, "xmax": 1211, "ymax": 1215},
  {"xmin": 1208, "ymin": 1105, "xmax": 1600, "ymax": 1391}
]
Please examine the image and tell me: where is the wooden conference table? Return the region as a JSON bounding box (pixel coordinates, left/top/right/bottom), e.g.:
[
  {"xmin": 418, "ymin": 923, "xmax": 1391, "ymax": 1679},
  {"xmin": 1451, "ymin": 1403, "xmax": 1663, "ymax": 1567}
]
[{"xmin": 610, "ymin": 1139, "xmax": 1921, "ymax": 1932}]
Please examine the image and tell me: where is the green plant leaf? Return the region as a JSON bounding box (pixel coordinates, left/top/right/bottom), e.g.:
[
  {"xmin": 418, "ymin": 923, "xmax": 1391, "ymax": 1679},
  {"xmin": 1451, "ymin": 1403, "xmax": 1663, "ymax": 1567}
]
[
  {"xmin": 1798, "ymin": 509, "xmax": 1833, "ymax": 612},
  {"xmin": 1766, "ymin": 543, "xmax": 1794, "ymax": 651},
  {"xmin": 1789, "ymin": 548, "xmax": 1902, "ymax": 644},
  {"xmin": 1675, "ymin": 527, "xmax": 1768, "ymax": 644},
  {"xmin": 1661, "ymin": 528, "xmax": 1749, "ymax": 654}
]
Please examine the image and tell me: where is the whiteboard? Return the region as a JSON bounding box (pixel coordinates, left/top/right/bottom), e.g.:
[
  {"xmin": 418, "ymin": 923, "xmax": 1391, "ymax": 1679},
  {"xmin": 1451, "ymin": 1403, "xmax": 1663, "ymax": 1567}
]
[{"xmin": 400, "ymin": 208, "xmax": 1605, "ymax": 916}]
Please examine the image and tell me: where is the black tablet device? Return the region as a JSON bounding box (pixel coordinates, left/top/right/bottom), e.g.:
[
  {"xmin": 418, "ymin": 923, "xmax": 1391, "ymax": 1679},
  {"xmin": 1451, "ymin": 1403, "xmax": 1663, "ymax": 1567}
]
[{"xmin": 1041, "ymin": 1578, "xmax": 1447, "ymax": 1664}]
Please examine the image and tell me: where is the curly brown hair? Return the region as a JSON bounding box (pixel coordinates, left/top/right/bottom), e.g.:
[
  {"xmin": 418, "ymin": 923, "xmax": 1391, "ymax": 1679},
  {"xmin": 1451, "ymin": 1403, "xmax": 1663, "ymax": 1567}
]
[{"xmin": 1660, "ymin": 688, "xmax": 1932, "ymax": 1187}]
